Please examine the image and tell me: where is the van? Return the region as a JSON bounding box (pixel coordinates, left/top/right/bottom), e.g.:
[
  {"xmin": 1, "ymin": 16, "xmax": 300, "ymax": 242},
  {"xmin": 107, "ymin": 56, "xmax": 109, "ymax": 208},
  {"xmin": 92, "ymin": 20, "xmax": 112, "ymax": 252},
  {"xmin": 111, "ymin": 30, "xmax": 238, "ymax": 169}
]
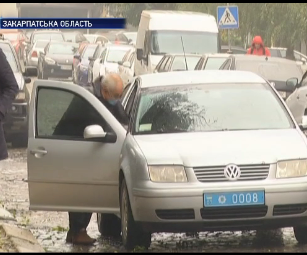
[{"xmin": 135, "ymin": 10, "xmax": 220, "ymax": 76}]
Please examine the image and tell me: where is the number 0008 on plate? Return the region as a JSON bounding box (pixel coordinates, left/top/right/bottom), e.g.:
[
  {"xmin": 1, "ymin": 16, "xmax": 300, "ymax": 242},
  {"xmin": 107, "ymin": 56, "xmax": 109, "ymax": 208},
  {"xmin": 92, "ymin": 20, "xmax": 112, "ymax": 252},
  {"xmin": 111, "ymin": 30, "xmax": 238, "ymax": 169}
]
[{"xmin": 204, "ymin": 191, "xmax": 265, "ymax": 207}]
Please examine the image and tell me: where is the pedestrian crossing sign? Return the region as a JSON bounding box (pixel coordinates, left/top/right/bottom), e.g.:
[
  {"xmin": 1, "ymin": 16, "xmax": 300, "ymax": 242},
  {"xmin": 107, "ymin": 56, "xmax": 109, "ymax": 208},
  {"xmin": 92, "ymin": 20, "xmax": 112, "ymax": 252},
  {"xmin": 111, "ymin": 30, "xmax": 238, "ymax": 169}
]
[{"xmin": 217, "ymin": 5, "xmax": 239, "ymax": 29}]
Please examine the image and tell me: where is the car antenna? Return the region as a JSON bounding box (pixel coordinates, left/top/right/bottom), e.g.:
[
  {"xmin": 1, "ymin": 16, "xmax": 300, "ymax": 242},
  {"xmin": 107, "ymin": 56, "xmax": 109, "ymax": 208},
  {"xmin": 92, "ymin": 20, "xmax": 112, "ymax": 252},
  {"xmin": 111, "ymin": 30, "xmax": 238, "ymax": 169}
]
[{"xmin": 180, "ymin": 36, "xmax": 188, "ymax": 71}]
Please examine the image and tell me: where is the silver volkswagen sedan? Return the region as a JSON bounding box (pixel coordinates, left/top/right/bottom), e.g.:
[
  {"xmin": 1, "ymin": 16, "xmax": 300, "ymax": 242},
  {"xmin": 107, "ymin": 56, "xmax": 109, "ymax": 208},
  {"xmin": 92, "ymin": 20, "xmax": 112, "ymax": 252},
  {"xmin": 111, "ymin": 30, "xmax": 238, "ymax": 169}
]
[{"xmin": 27, "ymin": 70, "xmax": 307, "ymax": 250}]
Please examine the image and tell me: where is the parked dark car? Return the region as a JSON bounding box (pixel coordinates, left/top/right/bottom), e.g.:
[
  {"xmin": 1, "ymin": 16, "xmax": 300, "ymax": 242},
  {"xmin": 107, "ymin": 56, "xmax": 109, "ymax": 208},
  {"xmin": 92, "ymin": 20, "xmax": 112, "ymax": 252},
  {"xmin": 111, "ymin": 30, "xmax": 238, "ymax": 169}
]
[
  {"xmin": 37, "ymin": 41, "xmax": 79, "ymax": 80},
  {"xmin": 219, "ymin": 54, "xmax": 303, "ymax": 100},
  {"xmin": 0, "ymin": 38, "xmax": 31, "ymax": 147}
]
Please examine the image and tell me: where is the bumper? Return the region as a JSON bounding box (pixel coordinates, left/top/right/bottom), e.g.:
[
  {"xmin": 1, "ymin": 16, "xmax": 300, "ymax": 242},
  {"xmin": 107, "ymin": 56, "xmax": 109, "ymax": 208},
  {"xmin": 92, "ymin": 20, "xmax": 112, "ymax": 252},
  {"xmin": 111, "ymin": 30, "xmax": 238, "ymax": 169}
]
[
  {"xmin": 3, "ymin": 101, "xmax": 28, "ymax": 137},
  {"xmin": 132, "ymin": 180, "xmax": 307, "ymax": 232},
  {"xmin": 44, "ymin": 65, "xmax": 72, "ymax": 80}
]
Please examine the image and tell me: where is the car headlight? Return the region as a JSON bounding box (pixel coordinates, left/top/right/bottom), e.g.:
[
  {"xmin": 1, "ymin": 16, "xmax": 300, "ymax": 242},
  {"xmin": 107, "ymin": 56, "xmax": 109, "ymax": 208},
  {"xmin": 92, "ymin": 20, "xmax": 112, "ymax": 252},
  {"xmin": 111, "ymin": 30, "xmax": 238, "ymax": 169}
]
[
  {"xmin": 45, "ymin": 57, "xmax": 55, "ymax": 65},
  {"xmin": 148, "ymin": 165, "xmax": 187, "ymax": 183},
  {"xmin": 276, "ymin": 159, "xmax": 307, "ymax": 178}
]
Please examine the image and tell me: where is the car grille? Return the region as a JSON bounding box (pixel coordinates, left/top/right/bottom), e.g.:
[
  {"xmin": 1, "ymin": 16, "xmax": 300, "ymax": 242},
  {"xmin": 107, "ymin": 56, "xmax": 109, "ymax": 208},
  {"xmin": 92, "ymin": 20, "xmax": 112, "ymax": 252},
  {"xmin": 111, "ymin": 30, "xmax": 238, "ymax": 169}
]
[
  {"xmin": 194, "ymin": 164, "xmax": 270, "ymax": 182},
  {"xmin": 156, "ymin": 209, "xmax": 195, "ymax": 220},
  {"xmin": 273, "ymin": 204, "xmax": 307, "ymax": 216},
  {"xmin": 200, "ymin": 205, "xmax": 268, "ymax": 220}
]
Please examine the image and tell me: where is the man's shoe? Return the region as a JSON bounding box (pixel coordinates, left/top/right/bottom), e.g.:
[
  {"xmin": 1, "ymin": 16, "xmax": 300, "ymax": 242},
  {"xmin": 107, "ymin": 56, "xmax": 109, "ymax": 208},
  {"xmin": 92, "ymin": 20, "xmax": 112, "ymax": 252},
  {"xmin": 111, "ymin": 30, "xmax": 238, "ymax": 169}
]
[{"xmin": 71, "ymin": 229, "xmax": 96, "ymax": 245}]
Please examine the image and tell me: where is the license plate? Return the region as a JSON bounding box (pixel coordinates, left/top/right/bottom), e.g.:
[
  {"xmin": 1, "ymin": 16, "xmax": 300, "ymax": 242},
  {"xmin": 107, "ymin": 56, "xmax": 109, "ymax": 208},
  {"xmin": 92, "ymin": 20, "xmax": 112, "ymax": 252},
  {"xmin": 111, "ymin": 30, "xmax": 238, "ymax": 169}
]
[
  {"xmin": 61, "ymin": 65, "xmax": 72, "ymax": 70},
  {"xmin": 204, "ymin": 190, "xmax": 265, "ymax": 207}
]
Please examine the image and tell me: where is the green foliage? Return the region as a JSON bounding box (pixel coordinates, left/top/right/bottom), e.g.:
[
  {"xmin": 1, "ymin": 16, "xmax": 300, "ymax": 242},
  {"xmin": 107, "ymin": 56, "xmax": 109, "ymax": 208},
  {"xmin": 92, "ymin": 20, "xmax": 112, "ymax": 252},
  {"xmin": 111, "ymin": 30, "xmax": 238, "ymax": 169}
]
[{"xmin": 104, "ymin": 3, "xmax": 307, "ymax": 46}]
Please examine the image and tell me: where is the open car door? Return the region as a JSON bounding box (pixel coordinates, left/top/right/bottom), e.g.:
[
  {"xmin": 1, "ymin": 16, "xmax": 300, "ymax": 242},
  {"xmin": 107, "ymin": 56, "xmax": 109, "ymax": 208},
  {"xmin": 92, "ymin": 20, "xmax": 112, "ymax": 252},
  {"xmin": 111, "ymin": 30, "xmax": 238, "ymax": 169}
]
[{"xmin": 27, "ymin": 80, "xmax": 126, "ymax": 213}]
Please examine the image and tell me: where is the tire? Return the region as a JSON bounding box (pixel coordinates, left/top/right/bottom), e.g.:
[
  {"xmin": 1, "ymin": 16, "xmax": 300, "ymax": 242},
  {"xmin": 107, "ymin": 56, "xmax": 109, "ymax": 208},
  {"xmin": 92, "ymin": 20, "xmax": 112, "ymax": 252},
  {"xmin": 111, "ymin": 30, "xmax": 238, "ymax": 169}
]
[
  {"xmin": 120, "ymin": 179, "xmax": 151, "ymax": 250},
  {"xmin": 294, "ymin": 226, "xmax": 307, "ymax": 244},
  {"xmin": 97, "ymin": 213, "xmax": 121, "ymax": 238},
  {"xmin": 11, "ymin": 134, "xmax": 28, "ymax": 148}
]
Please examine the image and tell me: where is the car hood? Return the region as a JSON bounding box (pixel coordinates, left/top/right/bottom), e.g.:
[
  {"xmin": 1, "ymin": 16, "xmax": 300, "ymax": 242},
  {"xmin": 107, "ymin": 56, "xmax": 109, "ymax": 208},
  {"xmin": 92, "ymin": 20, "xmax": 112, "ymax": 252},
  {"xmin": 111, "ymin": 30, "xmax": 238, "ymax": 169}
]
[
  {"xmin": 46, "ymin": 54, "xmax": 74, "ymax": 65},
  {"xmin": 134, "ymin": 129, "xmax": 307, "ymax": 167},
  {"xmin": 14, "ymin": 72, "xmax": 24, "ymax": 90}
]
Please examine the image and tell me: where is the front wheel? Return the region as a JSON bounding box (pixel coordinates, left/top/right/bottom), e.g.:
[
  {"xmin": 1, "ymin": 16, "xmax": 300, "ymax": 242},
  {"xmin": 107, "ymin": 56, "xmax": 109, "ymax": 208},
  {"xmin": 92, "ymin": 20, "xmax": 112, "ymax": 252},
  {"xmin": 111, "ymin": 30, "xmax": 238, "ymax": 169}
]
[
  {"xmin": 294, "ymin": 226, "xmax": 307, "ymax": 244},
  {"xmin": 120, "ymin": 179, "xmax": 151, "ymax": 250},
  {"xmin": 97, "ymin": 213, "xmax": 121, "ymax": 238}
]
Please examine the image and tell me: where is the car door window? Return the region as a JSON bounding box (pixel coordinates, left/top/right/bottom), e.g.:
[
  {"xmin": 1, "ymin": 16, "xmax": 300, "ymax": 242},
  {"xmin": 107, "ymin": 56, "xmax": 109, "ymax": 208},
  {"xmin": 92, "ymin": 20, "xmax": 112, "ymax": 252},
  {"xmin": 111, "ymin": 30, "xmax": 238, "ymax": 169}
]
[
  {"xmin": 36, "ymin": 88, "xmax": 113, "ymax": 139},
  {"xmin": 219, "ymin": 59, "xmax": 231, "ymax": 70},
  {"xmin": 121, "ymin": 83, "xmax": 132, "ymax": 102},
  {"xmin": 156, "ymin": 57, "xmax": 166, "ymax": 72},
  {"xmin": 100, "ymin": 49, "xmax": 107, "ymax": 61},
  {"xmin": 125, "ymin": 84, "xmax": 138, "ymax": 117}
]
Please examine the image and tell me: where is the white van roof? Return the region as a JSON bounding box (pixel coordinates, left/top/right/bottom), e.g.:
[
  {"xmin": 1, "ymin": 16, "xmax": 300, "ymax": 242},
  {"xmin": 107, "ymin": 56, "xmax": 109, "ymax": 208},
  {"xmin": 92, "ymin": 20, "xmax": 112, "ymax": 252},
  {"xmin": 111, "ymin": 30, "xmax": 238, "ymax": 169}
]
[{"xmin": 141, "ymin": 10, "xmax": 218, "ymax": 33}]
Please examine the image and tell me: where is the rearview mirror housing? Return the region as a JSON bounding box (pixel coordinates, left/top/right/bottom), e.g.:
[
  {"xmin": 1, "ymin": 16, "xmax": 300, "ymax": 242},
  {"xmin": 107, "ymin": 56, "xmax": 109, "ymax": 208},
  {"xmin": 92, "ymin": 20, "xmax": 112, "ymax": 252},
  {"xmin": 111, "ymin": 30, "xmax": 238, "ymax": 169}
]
[
  {"xmin": 73, "ymin": 54, "xmax": 80, "ymax": 60},
  {"xmin": 136, "ymin": 49, "xmax": 143, "ymax": 61},
  {"xmin": 84, "ymin": 125, "xmax": 106, "ymax": 139},
  {"xmin": 286, "ymin": 77, "xmax": 298, "ymax": 88},
  {"xmin": 83, "ymin": 125, "xmax": 117, "ymax": 143}
]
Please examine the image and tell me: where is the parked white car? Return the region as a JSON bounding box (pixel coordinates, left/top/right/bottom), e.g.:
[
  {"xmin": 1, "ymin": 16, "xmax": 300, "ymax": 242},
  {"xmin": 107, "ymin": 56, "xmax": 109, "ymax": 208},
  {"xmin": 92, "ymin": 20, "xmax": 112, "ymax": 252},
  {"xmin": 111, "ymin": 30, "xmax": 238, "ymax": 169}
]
[
  {"xmin": 92, "ymin": 44, "xmax": 133, "ymax": 81},
  {"xmin": 28, "ymin": 70, "xmax": 307, "ymax": 250},
  {"xmin": 118, "ymin": 48, "xmax": 135, "ymax": 87}
]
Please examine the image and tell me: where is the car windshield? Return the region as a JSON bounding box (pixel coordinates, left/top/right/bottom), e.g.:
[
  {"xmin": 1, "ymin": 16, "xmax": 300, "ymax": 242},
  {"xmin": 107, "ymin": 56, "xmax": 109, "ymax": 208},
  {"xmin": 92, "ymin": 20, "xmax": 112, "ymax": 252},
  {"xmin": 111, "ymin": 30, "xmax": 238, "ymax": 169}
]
[
  {"xmin": 124, "ymin": 33, "xmax": 137, "ymax": 42},
  {"xmin": 204, "ymin": 57, "xmax": 229, "ymax": 70},
  {"xmin": 48, "ymin": 43, "xmax": 78, "ymax": 55},
  {"xmin": 82, "ymin": 46, "xmax": 97, "ymax": 59},
  {"xmin": 33, "ymin": 33, "xmax": 64, "ymax": 43},
  {"xmin": 84, "ymin": 35, "xmax": 96, "ymax": 43},
  {"xmin": 0, "ymin": 43, "xmax": 18, "ymax": 72},
  {"xmin": 171, "ymin": 56, "xmax": 201, "ymax": 71},
  {"xmin": 151, "ymin": 30, "xmax": 218, "ymax": 55},
  {"xmin": 106, "ymin": 48, "xmax": 129, "ymax": 63},
  {"xmin": 134, "ymin": 83, "xmax": 293, "ymax": 134},
  {"xmin": 3, "ymin": 33, "xmax": 18, "ymax": 40},
  {"xmin": 235, "ymin": 60, "xmax": 303, "ymax": 81},
  {"xmin": 35, "ymin": 40, "xmax": 49, "ymax": 48},
  {"xmin": 63, "ymin": 33, "xmax": 76, "ymax": 42}
]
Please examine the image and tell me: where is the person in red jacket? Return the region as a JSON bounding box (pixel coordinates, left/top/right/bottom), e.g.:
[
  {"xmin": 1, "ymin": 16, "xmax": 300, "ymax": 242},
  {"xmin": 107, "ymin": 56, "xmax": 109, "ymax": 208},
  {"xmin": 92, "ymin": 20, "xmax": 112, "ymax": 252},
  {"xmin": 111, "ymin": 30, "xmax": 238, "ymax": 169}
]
[{"xmin": 246, "ymin": 36, "xmax": 271, "ymax": 56}]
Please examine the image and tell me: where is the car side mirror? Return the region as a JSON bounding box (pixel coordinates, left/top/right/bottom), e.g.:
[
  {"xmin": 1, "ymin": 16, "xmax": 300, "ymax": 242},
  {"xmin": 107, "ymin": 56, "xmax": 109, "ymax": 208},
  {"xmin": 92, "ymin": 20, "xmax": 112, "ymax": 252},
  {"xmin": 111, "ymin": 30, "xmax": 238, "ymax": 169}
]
[
  {"xmin": 286, "ymin": 77, "xmax": 298, "ymax": 88},
  {"xmin": 74, "ymin": 54, "xmax": 80, "ymax": 60},
  {"xmin": 83, "ymin": 125, "xmax": 117, "ymax": 143},
  {"xmin": 100, "ymin": 59, "xmax": 103, "ymax": 64},
  {"xmin": 300, "ymin": 116, "xmax": 307, "ymax": 131},
  {"xmin": 118, "ymin": 61, "xmax": 123, "ymax": 65},
  {"xmin": 84, "ymin": 125, "xmax": 106, "ymax": 139},
  {"xmin": 123, "ymin": 61, "xmax": 131, "ymax": 68},
  {"xmin": 24, "ymin": 77, "xmax": 31, "ymax": 84},
  {"xmin": 88, "ymin": 56, "xmax": 95, "ymax": 61},
  {"xmin": 136, "ymin": 49, "xmax": 143, "ymax": 61}
]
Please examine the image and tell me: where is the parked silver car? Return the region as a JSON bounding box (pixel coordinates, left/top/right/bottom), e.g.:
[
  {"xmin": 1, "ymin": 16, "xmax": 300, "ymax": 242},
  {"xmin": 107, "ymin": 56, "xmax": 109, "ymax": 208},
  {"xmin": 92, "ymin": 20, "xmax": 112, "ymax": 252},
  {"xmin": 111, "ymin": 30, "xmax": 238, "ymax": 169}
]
[
  {"xmin": 26, "ymin": 40, "xmax": 50, "ymax": 69},
  {"xmin": 27, "ymin": 70, "xmax": 307, "ymax": 250}
]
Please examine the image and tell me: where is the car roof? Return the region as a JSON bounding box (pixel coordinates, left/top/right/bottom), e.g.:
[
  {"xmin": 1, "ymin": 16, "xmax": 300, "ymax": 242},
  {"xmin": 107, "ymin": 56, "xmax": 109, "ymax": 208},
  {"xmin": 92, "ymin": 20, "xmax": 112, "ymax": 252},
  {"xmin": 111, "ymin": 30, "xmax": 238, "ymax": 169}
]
[
  {"xmin": 106, "ymin": 44, "xmax": 133, "ymax": 50},
  {"xmin": 32, "ymin": 30, "xmax": 63, "ymax": 34},
  {"xmin": 139, "ymin": 70, "xmax": 266, "ymax": 88},
  {"xmin": 202, "ymin": 53, "xmax": 230, "ymax": 58},
  {"xmin": 163, "ymin": 53, "xmax": 201, "ymax": 57},
  {"xmin": 231, "ymin": 54, "xmax": 298, "ymax": 64}
]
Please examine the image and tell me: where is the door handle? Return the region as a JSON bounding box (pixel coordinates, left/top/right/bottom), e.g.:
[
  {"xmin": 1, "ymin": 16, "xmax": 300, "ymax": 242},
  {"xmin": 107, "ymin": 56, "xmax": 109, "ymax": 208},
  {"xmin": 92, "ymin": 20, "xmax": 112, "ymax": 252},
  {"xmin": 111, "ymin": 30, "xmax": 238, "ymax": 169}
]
[{"xmin": 30, "ymin": 149, "xmax": 47, "ymax": 156}]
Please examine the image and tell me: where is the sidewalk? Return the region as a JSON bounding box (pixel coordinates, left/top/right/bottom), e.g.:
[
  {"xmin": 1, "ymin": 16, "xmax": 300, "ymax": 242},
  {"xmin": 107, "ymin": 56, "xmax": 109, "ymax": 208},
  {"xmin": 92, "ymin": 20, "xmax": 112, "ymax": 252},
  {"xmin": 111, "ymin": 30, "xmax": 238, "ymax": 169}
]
[{"xmin": 0, "ymin": 208, "xmax": 45, "ymax": 252}]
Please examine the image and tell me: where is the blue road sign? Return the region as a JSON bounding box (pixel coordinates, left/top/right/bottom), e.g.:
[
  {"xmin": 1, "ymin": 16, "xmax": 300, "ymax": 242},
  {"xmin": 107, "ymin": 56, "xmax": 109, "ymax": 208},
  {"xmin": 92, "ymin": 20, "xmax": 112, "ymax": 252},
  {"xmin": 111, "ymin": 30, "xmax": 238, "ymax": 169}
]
[{"xmin": 217, "ymin": 5, "xmax": 239, "ymax": 29}]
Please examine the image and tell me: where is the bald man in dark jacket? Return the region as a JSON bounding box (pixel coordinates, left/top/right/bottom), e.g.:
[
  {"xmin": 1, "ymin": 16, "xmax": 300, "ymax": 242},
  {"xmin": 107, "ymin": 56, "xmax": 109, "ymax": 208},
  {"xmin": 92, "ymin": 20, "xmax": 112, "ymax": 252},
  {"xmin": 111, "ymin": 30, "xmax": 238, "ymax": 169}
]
[{"xmin": 0, "ymin": 48, "xmax": 19, "ymax": 160}]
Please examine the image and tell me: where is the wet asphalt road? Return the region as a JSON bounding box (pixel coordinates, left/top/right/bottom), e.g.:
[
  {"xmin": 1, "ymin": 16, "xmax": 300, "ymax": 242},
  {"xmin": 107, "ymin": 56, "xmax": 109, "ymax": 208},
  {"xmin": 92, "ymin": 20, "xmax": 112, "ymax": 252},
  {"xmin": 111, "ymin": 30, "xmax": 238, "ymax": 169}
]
[{"xmin": 1, "ymin": 148, "xmax": 307, "ymax": 252}]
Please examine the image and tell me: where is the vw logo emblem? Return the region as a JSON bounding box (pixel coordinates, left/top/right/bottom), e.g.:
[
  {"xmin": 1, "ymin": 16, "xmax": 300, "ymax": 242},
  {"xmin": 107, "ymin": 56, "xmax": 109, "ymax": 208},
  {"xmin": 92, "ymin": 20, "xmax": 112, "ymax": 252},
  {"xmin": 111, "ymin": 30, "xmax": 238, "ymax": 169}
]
[{"xmin": 224, "ymin": 164, "xmax": 241, "ymax": 181}]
